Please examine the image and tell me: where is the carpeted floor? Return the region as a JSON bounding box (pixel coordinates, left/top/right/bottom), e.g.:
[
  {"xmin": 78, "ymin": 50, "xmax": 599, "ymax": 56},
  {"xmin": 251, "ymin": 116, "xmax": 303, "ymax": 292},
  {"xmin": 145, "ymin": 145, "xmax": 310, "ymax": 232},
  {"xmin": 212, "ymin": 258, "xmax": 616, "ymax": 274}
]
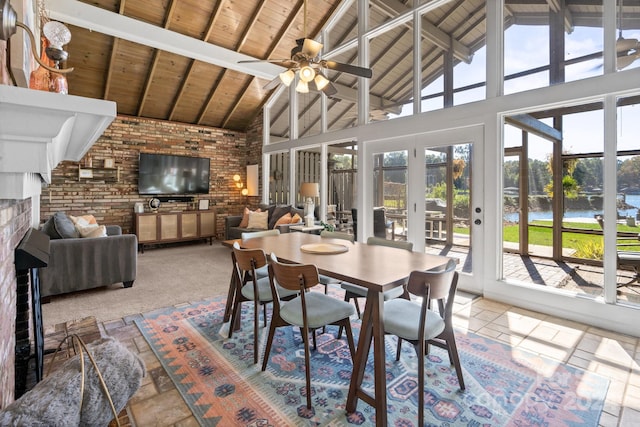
[
  {"xmin": 43, "ymin": 242, "xmax": 233, "ymax": 328},
  {"xmin": 135, "ymin": 294, "xmax": 609, "ymax": 427}
]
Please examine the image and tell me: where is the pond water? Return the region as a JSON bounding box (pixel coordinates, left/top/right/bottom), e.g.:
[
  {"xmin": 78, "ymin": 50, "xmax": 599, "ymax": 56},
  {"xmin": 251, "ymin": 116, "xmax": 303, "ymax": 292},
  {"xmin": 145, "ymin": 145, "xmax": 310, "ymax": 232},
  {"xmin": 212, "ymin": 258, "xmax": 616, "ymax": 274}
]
[{"xmin": 504, "ymin": 194, "xmax": 640, "ymax": 222}]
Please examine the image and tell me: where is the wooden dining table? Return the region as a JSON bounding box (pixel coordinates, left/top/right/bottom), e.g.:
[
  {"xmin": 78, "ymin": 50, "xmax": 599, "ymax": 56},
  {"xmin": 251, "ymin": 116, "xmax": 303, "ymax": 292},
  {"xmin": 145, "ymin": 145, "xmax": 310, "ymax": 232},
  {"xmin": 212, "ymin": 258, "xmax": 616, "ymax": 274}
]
[{"xmin": 225, "ymin": 232, "xmax": 452, "ymax": 426}]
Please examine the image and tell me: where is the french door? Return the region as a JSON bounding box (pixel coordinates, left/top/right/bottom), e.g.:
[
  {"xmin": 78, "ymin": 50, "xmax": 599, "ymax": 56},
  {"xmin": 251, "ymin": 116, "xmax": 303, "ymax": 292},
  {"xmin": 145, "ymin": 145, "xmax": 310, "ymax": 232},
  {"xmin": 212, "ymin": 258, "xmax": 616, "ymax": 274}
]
[{"xmin": 365, "ymin": 126, "xmax": 484, "ymax": 294}]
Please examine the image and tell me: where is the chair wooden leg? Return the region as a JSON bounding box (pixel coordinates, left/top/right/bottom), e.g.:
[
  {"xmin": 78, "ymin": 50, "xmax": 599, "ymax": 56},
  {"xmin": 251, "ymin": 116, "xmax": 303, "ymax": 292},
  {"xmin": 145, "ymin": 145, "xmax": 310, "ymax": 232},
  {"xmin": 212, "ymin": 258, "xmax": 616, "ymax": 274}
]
[
  {"xmin": 228, "ymin": 294, "xmax": 242, "ymax": 339},
  {"xmin": 395, "ymin": 337, "xmax": 403, "ymax": 361},
  {"xmin": 339, "ymin": 319, "xmax": 356, "ymax": 359},
  {"xmin": 338, "ymin": 291, "xmax": 360, "ymax": 340},
  {"xmin": 261, "ymin": 321, "xmax": 277, "ymax": 371},
  {"xmin": 442, "ymin": 330, "xmax": 465, "ymax": 390},
  {"xmin": 312, "ymin": 328, "xmax": 318, "ymax": 350},
  {"xmin": 253, "ymin": 301, "xmax": 260, "ymax": 364},
  {"xmin": 301, "ymin": 326, "xmax": 312, "ymax": 409},
  {"xmin": 263, "ymin": 303, "xmax": 268, "ymax": 327},
  {"xmin": 418, "ymin": 340, "xmax": 425, "ymax": 427}
]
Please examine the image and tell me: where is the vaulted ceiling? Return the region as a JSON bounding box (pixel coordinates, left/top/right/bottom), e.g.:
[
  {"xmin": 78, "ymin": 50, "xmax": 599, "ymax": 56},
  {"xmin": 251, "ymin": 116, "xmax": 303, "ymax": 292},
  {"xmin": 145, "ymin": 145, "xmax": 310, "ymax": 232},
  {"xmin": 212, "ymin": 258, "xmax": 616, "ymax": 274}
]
[{"xmin": 44, "ymin": 0, "xmax": 627, "ymax": 137}]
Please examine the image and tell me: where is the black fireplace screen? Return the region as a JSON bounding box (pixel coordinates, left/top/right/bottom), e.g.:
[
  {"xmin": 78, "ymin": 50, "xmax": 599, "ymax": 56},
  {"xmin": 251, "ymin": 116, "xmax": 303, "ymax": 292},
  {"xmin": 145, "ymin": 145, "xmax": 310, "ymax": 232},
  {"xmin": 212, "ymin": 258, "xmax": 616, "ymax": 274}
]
[{"xmin": 14, "ymin": 228, "xmax": 49, "ymax": 398}]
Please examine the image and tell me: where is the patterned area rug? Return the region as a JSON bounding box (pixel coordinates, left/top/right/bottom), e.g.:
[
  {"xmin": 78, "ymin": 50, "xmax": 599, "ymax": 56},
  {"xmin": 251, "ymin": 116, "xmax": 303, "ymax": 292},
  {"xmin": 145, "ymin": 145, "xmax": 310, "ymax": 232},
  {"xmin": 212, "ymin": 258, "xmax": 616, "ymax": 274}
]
[{"xmin": 135, "ymin": 295, "xmax": 608, "ymax": 426}]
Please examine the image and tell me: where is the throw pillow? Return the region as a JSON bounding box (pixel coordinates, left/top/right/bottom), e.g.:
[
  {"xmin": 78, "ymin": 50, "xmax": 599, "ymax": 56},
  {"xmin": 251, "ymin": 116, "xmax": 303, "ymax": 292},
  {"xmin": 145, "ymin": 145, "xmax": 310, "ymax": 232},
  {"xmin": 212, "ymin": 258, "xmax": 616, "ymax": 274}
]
[
  {"xmin": 247, "ymin": 210, "xmax": 268, "ymax": 229},
  {"xmin": 291, "ymin": 213, "xmax": 302, "ymax": 224},
  {"xmin": 69, "ymin": 214, "xmax": 97, "ymax": 226},
  {"xmin": 239, "ymin": 207, "xmax": 261, "ymax": 228},
  {"xmin": 268, "ymin": 205, "xmax": 292, "ymax": 230},
  {"xmin": 41, "ymin": 212, "xmax": 79, "ymax": 239},
  {"xmin": 274, "ymin": 212, "xmax": 292, "ymax": 228},
  {"xmin": 77, "ymin": 224, "xmax": 108, "ymax": 238}
]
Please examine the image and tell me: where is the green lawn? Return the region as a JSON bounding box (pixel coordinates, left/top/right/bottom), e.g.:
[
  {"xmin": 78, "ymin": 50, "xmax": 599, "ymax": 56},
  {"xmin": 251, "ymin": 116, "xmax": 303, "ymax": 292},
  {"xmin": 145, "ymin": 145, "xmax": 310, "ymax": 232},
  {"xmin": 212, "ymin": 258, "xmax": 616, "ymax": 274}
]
[{"xmin": 453, "ymin": 220, "xmax": 640, "ymax": 258}]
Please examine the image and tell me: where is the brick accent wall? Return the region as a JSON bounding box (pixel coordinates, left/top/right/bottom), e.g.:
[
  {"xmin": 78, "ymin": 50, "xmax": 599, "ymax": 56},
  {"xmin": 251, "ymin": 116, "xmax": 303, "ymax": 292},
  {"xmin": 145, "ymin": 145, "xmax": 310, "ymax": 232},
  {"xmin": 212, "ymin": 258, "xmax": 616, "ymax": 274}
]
[
  {"xmin": 40, "ymin": 115, "xmax": 262, "ymax": 236},
  {"xmin": 0, "ymin": 198, "xmax": 32, "ymax": 407}
]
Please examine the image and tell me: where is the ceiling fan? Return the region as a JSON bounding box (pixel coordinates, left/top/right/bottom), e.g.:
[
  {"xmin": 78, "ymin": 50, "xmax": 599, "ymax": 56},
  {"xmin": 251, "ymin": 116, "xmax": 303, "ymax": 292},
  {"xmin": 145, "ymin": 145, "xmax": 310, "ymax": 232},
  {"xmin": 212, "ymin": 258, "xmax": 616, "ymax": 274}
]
[
  {"xmin": 239, "ymin": 0, "xmax": 372, "ymax": 96},
  {"xmin": 616, "ymin": 0, "xmax": 640, "ymax": 70},
  {"xmin": 616, "ymin": 34, "xmax": 640, "ymax": 69}
]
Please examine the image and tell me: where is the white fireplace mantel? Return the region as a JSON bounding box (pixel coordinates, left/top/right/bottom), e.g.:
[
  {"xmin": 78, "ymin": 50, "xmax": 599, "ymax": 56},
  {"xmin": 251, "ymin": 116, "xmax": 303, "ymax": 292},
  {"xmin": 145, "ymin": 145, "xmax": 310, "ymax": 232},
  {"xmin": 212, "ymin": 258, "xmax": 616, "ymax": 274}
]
[{"xmin": 0, "ymin": 85, "xmax": 116, "ymax": 200}]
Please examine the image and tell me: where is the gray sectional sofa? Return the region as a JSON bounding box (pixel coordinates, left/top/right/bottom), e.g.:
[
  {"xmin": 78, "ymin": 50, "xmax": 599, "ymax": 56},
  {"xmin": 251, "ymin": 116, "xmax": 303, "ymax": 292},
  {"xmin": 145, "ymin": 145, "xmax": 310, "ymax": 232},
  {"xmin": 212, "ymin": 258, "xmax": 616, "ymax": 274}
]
[{"xmin": 224, "ymin": 204, "xmax": 312, "ymax": 240}]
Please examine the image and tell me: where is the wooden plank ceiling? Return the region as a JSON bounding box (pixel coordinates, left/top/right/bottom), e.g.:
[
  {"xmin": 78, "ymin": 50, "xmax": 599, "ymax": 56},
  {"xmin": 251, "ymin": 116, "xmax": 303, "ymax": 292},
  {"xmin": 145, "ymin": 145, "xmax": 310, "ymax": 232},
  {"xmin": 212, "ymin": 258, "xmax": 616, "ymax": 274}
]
[{"xmin": 49, "ymin": 0, "xmax": 616, "ymax": 133}]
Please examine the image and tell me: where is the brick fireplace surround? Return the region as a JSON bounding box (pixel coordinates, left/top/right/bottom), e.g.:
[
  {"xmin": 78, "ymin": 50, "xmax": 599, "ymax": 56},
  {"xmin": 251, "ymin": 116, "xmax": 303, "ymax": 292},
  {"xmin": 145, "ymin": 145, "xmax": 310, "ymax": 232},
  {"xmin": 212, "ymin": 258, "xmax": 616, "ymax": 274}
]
[{"xmin": 0, "ymin": 199, "xmax": 32, "ymax": 406}]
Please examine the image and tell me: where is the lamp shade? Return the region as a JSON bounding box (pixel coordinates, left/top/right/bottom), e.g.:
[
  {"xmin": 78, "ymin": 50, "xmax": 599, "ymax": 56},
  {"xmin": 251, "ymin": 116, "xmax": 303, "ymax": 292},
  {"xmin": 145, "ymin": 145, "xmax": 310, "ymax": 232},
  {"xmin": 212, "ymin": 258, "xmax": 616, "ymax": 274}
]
[
  {"xmin": 279, "ymin": 69, "xmax": 295, "ymax": 86},
  {"xmin": 299, "ymin": 182, "xmax": 319, "ymax": 198},
  {"xmin": 314, "ymin": 73, "xmax": 330, "ymax": 91},
  {"xmin": 295, "ymin": 80, "xmax": 309, "ymax": 93}
]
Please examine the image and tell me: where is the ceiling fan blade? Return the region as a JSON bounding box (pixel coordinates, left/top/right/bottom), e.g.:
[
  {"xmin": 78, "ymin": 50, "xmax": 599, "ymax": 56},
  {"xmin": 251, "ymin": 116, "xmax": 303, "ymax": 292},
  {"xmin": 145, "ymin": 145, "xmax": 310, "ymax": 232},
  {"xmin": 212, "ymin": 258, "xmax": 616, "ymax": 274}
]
[
  {"xmin": 323, "ymin": 82, "xmax": 338, "ymax": 97},
  {"xmin": 323, "ymin": 60, "xmax": 373, "ymax": 78},
  {"xmin": 616, "ymin": 37, "xmax": 639, "ymax": 53},
  {"xmin": 618, "ymin": 51, "xmax": 640, "ymax": 70},
  {"xmin": 263, "ymin": 76, "xmax": 282, "ymax": 90},
  {"xmin": 238, "ymin": 58, "xmax": 291, "ymax": 64},
  {"xmin": 309, "ymin": 79, "xmax": 337, "ymax": 96}
]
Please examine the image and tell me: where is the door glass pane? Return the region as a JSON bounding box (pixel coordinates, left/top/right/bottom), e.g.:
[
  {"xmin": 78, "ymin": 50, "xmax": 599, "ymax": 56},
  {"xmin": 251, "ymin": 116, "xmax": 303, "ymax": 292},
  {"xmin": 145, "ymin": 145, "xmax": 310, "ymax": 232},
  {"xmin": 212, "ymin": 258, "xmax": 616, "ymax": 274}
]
[
  {"xmin": 328, "ymin": 142, "xmax": 358, "ymax": 236},
  {"xmin": 268, "ymin": 152, "xmax": 290, "ymax": 204},
  {"xmin": 616, "ymin": 96, "xmax": 640, "ymax": 306},
  {"xmin": 373, "ymin": 150, "xmax": 407, "ymax": 241},
  {"xmin": 425, "ymin": 144, "xmax": 472, "ymax": 273},
  {"xmin": 503, "ymin": 153, "xmax": 521, "ymax": 255}
]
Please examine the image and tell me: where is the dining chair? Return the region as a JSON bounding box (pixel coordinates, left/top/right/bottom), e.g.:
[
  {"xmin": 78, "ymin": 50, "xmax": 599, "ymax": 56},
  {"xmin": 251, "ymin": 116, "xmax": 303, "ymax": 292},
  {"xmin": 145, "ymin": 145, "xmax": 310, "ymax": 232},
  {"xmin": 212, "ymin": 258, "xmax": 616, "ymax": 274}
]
[
  {"xmin": 383, "ymin": 258, "xmax": 464, "ymax": 427},
  {"xmin": 262, "ymin": 253, "xmax": 356, "ymax": 409},
  {"xmin": 240, "ymin": 229, "xmax": 280, "ymax": 279},
  {"xmin": 229, "ymin": 241, "xmax": 298, "ymax": 363},
  {"xmin": 340, "ymin": 236, "xmax": 413, "ymax": 317},
  {"xmin": 351, "ymin": 208, "xmax": 358, "ymax": 241},
  {"xmin": 373, "ymin": 207, "xmax": 395, "ymax": 239}
]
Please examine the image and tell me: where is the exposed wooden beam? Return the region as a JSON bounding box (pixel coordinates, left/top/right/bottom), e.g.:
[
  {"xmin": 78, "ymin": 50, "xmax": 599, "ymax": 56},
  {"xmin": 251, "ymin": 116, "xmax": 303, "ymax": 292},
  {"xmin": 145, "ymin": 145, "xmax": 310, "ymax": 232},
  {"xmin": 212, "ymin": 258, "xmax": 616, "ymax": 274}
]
[
  {"xmin": 138, "ymin": 0, "xmax": 178, "ymax": 116},
  {"xmin": 168, "ymin": 60, "xmax": 196, "ymax": 121},
  {"xmin": 221, "ymin": 78, "xmax": 253, "ymax": 129},
  {"xmin": 137, "ymin": 50, "xmax": 160, "ymax": 116},
  {"xmin": 197, "ymin": 69, "xmax": 226, "ymax": 126},
  {"xmin": 505, "ymin": 114, "xmax": 563, "ymax": 142},
  {"xmin": 262, "ymin": 0, "xmax": 304, "ymax": 59},
  {"xmin": 48, "ymin": 0, "xmax": 394, "ymax": 111},
  {"xmin": 236, "ymin": 0, "xmax": 268, "ymax": 53},
  {"xmin": 47, "ymin": 0, "xmax": 283, "ymax": 80},
  {"xmin": 102, "ymin": 0, "xmax": 127, "ymax": 100},
  {"xmin": 370, "ymin": 0, "xmax": 473, "ymax": 63},
  {"xmin": 168, "ymin": 1, "xmax": 224, "ymax": 122}
]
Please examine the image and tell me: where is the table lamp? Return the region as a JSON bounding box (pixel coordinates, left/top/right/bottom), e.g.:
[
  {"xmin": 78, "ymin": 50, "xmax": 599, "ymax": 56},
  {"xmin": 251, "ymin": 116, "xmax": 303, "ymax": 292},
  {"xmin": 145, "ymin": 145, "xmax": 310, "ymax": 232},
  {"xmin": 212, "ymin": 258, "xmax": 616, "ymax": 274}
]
[{"xmin": 299, "ymin": 182, "xmax": 319, "ymax": 226}]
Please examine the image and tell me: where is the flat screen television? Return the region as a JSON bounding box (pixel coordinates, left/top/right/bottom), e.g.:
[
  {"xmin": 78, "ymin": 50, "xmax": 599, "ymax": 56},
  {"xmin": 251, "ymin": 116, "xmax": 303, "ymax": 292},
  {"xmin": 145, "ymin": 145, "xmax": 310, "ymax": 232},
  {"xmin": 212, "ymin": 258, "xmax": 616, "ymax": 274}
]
[{"xmin": 138, "ymin": 153, "xmax": 210, "ymax": 195}]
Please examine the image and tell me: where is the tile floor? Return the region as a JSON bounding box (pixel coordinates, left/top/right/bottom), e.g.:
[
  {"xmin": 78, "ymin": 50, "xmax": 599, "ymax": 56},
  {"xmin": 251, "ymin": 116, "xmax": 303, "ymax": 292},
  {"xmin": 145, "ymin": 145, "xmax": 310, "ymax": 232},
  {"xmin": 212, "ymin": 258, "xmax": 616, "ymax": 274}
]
[{"xmin": 45, "ymin": 293, "xmax": 640, "ymax": 426}]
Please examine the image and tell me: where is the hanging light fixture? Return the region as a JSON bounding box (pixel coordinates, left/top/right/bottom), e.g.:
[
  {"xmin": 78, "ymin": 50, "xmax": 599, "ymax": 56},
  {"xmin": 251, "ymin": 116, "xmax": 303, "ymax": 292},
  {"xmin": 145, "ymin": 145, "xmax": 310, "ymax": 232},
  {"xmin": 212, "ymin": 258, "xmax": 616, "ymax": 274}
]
[
  {"xmin": 313, "ymin": 72, "xmax": 330, "ymax": 91},
  {"xmin": 279, "ymin": 69, "xmax": 295, "ymax": 86},
  {"xmin": 295, "ymin": 79, "xmax": 309, "ymax": 93},
  {"xmin": 298, "ymin": 62, "xmax": 315, "ymax": 83}
]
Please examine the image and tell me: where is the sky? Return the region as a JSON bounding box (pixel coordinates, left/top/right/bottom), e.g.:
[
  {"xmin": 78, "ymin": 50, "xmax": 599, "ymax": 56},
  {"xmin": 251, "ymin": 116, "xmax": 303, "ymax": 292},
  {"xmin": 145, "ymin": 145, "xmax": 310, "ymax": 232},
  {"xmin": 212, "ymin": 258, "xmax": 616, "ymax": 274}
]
[{"xmin": 391, "ymin": 16, "xmax": 640, "ymax": 161}]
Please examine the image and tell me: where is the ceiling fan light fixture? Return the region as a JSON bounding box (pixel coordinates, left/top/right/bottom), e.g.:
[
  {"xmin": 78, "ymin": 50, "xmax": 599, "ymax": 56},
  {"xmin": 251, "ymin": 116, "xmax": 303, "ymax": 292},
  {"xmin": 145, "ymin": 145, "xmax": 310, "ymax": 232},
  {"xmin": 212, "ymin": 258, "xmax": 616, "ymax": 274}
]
[
  {"xmin": 279, "ymin": 69, "xmax": 295, "ymax": 86},
  {"xmin": 295, "ymin": 80, "xmax": 309, "ymax": 93},
  {"xmin": 314, "ymin": 73, "xmax": 330, "ymax": 91},
  {"xmin": 299, "ymin": 64, "xmax": 315, "ymax": 83},
  {"xmin": 302, "ymin": 38, "xmax": 323, "ymax": 58}
]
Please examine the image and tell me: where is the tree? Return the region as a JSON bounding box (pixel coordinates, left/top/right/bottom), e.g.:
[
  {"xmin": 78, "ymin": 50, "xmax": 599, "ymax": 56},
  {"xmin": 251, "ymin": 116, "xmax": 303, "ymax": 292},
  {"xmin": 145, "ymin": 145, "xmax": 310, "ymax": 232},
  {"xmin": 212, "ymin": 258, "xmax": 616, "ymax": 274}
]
[
  {"xmin": 544, "ymin": 153, "xmax": 579, "ymax": 200},
  {"xmin": 618, "ymin": 156, "xmax": 640, "ymax": 190}
]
